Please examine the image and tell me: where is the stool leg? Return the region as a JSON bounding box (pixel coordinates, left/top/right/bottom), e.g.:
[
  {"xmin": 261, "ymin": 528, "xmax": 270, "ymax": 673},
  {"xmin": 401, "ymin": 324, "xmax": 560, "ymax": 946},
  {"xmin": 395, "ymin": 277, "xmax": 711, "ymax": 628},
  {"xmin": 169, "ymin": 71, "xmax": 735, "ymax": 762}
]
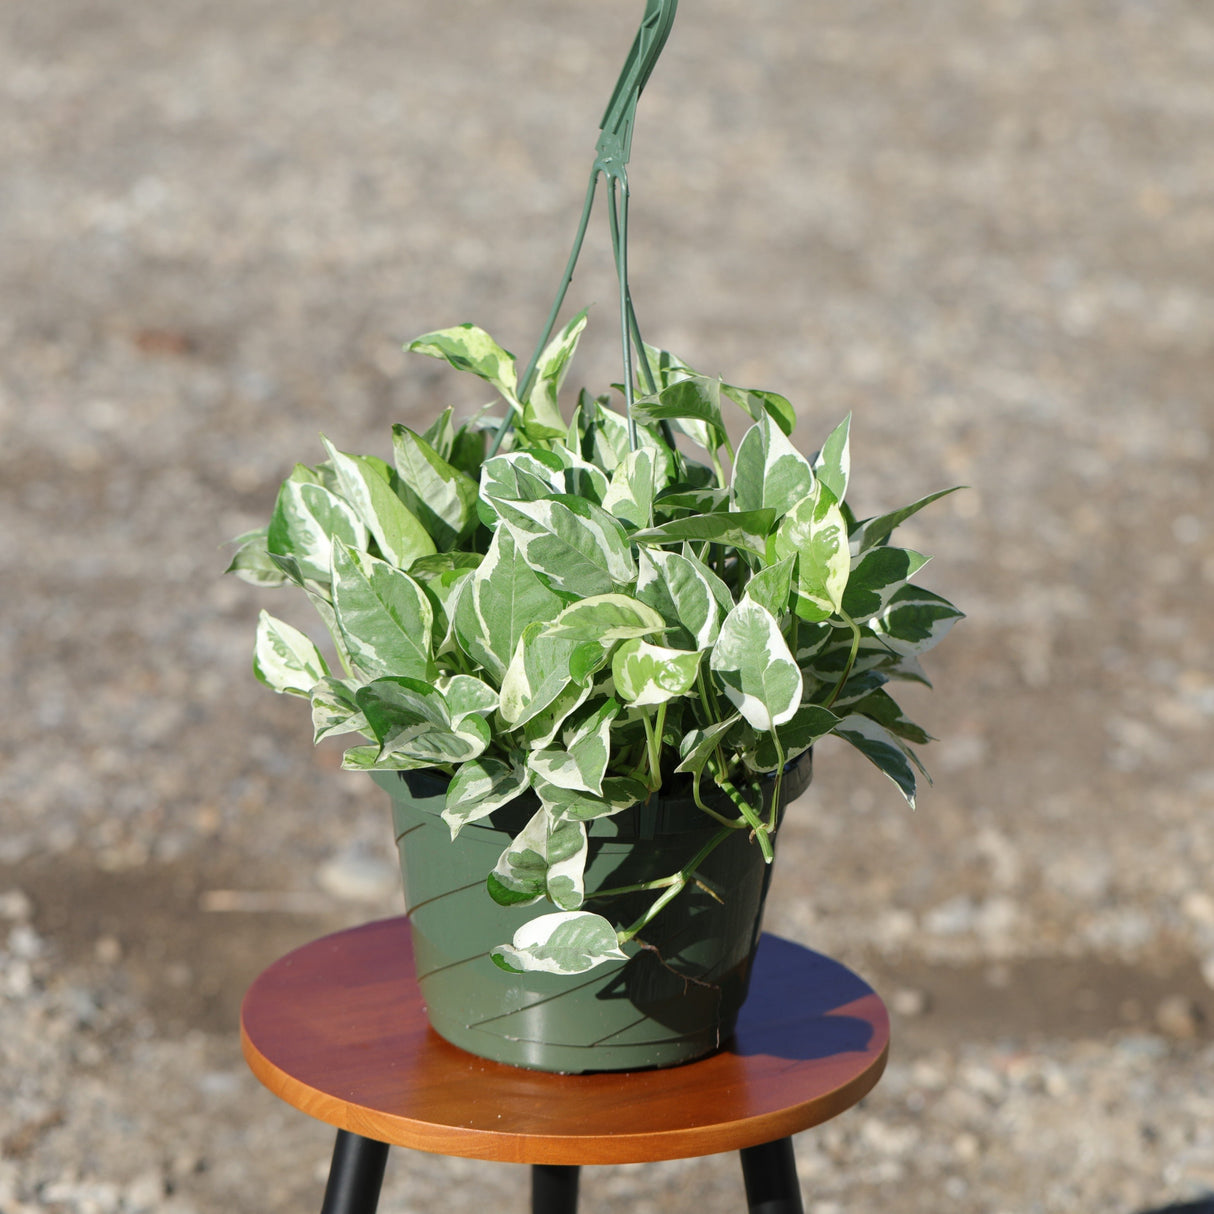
[
  {"xmin": 320, "ymin": 1129, "xmax": 390, "ymax": 1214},
  {"xmin": 739, "ymin": 1137, "xmax": 804, "ymax": 1214},
  {"xmin": 531, "ymin": 1164, "xmax": 580, "ymax": 1214}
]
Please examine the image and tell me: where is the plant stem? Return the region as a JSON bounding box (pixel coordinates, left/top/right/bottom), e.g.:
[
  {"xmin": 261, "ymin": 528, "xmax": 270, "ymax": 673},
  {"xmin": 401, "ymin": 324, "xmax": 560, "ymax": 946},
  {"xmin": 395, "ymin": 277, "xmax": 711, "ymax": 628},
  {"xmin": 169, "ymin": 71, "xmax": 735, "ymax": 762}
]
[
  {"xmin": 707, "ymin": 758, "xmax": 773, "ymax": 861},
  {"xmin": 824, "ymin": 611, "xmax": 863, "ymax": 710}
]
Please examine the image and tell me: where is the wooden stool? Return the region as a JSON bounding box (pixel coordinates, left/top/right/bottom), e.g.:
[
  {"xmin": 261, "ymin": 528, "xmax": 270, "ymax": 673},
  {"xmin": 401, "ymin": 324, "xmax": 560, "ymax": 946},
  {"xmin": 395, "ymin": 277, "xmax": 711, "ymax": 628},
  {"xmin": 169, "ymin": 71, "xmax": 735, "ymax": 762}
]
[{"xmin": 241, "ymin": 917, "xmax": 889, "ymax": 1214}]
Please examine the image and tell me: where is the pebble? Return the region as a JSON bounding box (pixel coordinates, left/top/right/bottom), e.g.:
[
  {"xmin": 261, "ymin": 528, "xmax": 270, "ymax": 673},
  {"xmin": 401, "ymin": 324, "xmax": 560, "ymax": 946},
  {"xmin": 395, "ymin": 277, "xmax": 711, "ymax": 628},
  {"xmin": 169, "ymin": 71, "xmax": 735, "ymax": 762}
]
[
  {"xmin": 891, "ymin": 987, "xmax": 931, "ymax": 1017},
  {"xmin": 1155, "ymin": 996, "xmax": 1205, "ymax": 1041},
  {"xmin": 0, "ymin": 889, "xmax": 33, "ymax": 921}
]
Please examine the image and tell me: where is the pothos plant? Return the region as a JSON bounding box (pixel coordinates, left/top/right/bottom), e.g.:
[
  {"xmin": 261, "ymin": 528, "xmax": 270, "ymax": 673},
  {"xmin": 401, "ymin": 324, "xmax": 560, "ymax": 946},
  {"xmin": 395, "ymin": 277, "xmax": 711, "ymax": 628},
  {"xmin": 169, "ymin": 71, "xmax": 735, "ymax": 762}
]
[{"xmin": 227, "ymin": 311, "xmax": 963, "ymax": 977}]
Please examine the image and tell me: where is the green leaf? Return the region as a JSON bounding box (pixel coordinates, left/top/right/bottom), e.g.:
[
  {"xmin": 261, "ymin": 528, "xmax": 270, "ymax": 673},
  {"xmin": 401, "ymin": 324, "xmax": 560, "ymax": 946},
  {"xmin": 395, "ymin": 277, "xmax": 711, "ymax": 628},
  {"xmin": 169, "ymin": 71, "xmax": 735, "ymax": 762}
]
[
  {"xmin": 731, "ymin": 413, "xmax": 816, "ymax": 520},
  {"xmin": 709, "ymin": 600, "xmax": 802, "ymax": 731},
  {"xmin": 653, "ymin": 487, "xmax": 731, "ymax": 516},
  {"xmin": 532, "ymin": 775, "xmax": 648, "ymax": 822},
  {"xmin": 331, "ymin": 542, "xmax": 434, "ymax": 681},
  {"xmin": 321, "ymin": 439, "xmax": 437, "ymax": 569},
  {"xmin": 309, "ymin": 676, "xmax": 368, "ymax": 742},
  {"xmin": 635, "ymin": 549, "xmax": 722, "ymax": 650},
  {"xmin": 439, "ymin": 674, "xmax": 499, "ymax": 725},
  {"xmin": 870, "ymin": 585, "xmax": 965, "ymax": 657},
  {"xmin": 813, "ymin": 415, "xmax": 851, "ymax": 503},
  {"xmin": 340, "ymin": 743, "xmax": 435, "ymax": 772},
  {"xmin": 742, "ymin": 703, "xmax": 839, "ymax": 771},
  {"xmin": 487, "ymin": 807, "xmax": 588, "ymax": 911},
  {"xmin": 631, "ymin": 509, "xmax": 776, "ymax": 559},
  {"xmin": 253, "ymin": 611, "xmax": 328, "ymax": 696},
  {"xmin": 611, "ymin": 640, "xmax": 702, "ymax": 706},
  {"xmin": 539, "ymin": 594, "xmax": 666, "ymax": 644},
  {"xmin": 631, "ymin": 376, "xmax": 726, "ymax": 449},
  {"xmin": 850, "ymin": 688, "xmax": 933, "ymax": 745},
  {"xmin": 773, "ymin": 483, "xmax": 850, "ymax": 623},
  {"xmin": 267, "ymin": 470, "xmax": 367, "ymax": 584},
  {"xmin": 832, "ymin": 714, "xmax": 919, "ymax": 807},
  {"xmin": 408, "ymin": 551, "xmax": 482, "ymax": 657},
  {"xmin": 850, "ymin": 487, "xmax": 963, "ymax": 554},
  {"xmin": 226, "ymin": 528, "xmax": 290, "ymax": 588},
  {"xmin": 522, "ymin": 679, "xmax": 594, "ymax": 749},
  {"xmin": 491, "ymin": 911, "xmax": 627, "ymax": 975},
  {"xmin": 406, "ymin": 324, "xmax": 519, "ymax": 405},
  {"xmin": 742, "ymin": 555, "xmax": 796, "ymax": 618},
  {"xmin": 442, "ymin": 757, "xmax": 529, "ymax": 835},
  {"xmin": 523, "ymin": 309, "xmax": 587, "ymax": 438},
  {"xmin": 841, "ymin": 547, "xmax": 931, "ymax": 622},
  {"xmin": 496, "ymin": 495, "xmax": 636, "ymax": 597},
  {"xmin": 721, "ymin": 384, "xmax": 796, "ymax": 436},
  {"xmin": 420, "ymin": 406, "xmax": 456, "ymax": 460},
  {"xmin": 390, "ymin": 425, "xmax": 479, "ymax": 551},
  {"xmin": 452, "ymin": 527, "xmax": 563, "ymax": 681},
  {"xmin": 675, "ymin": 714, "xmax": 742, "ymax": 804}
]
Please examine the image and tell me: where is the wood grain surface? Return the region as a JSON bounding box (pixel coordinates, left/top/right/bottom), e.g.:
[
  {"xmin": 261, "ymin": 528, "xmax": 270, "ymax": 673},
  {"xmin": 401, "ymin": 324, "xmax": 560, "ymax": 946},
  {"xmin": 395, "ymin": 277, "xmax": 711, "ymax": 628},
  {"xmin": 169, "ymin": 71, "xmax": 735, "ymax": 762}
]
[{"xmin": 241, "ymin": 917, "xmax": 889, "ymax": 1165}]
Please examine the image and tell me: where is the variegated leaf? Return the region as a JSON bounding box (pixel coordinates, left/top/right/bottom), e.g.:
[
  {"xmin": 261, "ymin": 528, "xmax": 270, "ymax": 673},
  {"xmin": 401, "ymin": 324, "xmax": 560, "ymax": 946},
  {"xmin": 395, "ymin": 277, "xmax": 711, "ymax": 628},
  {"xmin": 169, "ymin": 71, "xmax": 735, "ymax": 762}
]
[
  {"xmin": 773, "ymin": 483, "xmax": 850, "ymax": 623},
  {"xmin": 709, "ymin": 600, "xmax": 802, "ymax": 731},
  {"xmin": 731, "ymin": 413, "xmax": 815, "ymax": 520},
  {"xmin": 611, "ymin": 640, "xmax": 702, "ymax": 707},
  {"xmin": 601, "ymin": 446, "xmax": 657, "ymax": 529},
  {"xmin": 532, "ymin": 775, "xmax": 648, "ymax": 822},
  {"xmin": 499, "ymin": 624, "xmax": 578, "ymax": 728},
  {"xmin": 340, "ymin": 744, "xmax": 435, "ymax": 772},
  {"xmin": 742, "ymin": 703, "xmax": 839, "ymax": 771},
  {"xmin": 631, "ymin": 376, "xmax": 727, "ymax": 450},
  {"xmin": 812, "ymin": 415, "xmax": 851, "ymax": 504},
  {"xmin": 634, "ymin": 548, "xmax": 720, "ymax": 652},
  {"xmin": 267, "ymin": 471, "xmax": 366, "ymax": 584},
  {"xmin": 849, "ymin": 487, "xmax": 962, "ymax": 555},
  {"xmin": 390, "ymin": 425, "xmax": 479, "ymax": 551},
  {"xmin": 226, "ymin": 528, "xmax": 289, "ymax": 588},
  {"xmin": 742, "ymin": 555, "xmax": 795, "ymax": 618},
  {"xmin": 331, "ymin": 542, "xmax": 434, "ymax": 681},
  {"xmin": 487, "ymin": 806, "xmax": 588, "ymax": 911},
  {"xmin": 850, "ymin": 688, "xmax": 933, "ymax": 745},
  {"xmin": 491, "ymin": 911, "xmax": 627, "ymax": 975},
  {"xmin": 721, "ymin": 384, "xmax": 796, "ymax": 436},
  {"xmin": 526, "ymin": 698, "xmax": 619, "ymax": 795},
  {"xmin": 452, "ymin": 527, "xmax": 563, "ymax": 681},
  {"xmin": 523, "ymin": 309, "xmax": 587, "ymax": 438},
  {"xmin": 841, "ymin": 547, "xmax": 931, "ymax": 622},
  {"xmin": 539, "ymin": 594, "xmax": 666, "ymax": 644},
  {"xmin": 253, "ymin": 611, "xmax": 328, "ymax": 696},
  {"xmin": 438, "ymin": 674, "xmax": 499, "ymax": 726},
  {"xmin": 870, "ymin": 586, "xmax": 965, "ymax": 657},
  {"xmin": 309, "ymin": 676, "xmax": 368, "ymax": 742},
  {"xmin": 442, "ymin": 757, "xmax": 529, "ymax": 836},
  {"xmin": 631, "ymin": 509, "xmax": 776, "ymax": 559},
  {"xmin": 406, "ymin": 324, "xmax": 519, "ymax": 405},
  {"xmin": 356, "ymin": 676, "xmax": 490, "ymax": 766},
  {"xmin": 832, "ymin": 713, "xmax": 919, "ymax": 807},
  {"xmin": 321, "ymin": 439, "xmax": 437, "ymax": 569},
  {"xmin": 496, "ymin": 495, "xmax": 636, "ymax": 597}
]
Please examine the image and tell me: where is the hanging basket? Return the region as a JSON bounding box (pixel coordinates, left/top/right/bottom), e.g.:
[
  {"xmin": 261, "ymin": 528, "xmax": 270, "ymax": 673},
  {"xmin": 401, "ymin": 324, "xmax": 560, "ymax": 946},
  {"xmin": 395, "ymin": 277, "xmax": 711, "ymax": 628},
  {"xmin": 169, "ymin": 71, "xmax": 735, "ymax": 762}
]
[{"xmin": 373, "ymin": 754, "xmax": 812, "ymax": 1073}]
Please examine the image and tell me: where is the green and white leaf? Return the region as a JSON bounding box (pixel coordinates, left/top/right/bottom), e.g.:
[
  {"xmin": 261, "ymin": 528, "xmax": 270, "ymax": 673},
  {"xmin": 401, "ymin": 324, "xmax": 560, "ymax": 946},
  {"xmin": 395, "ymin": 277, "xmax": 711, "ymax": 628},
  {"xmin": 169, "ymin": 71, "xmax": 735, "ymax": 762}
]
[
  {"xmin": 850, "ymin": 688, "xmax": 933, "ymax": 745},
  {"xmin": 491, "ymin": 911, "xmax": 627, "ymax": 976},
  {"xmin": 253, "ymin": 611, "xmax": 328, "ymax": 696},
  {"xmin": 870, "ymin": 586, "xmax": 965, "ymax": 657},
  {"xmin": 226, "ymin": 528, "xmax": 290, "ymax": 588},
  {"xmin": 487, "ymin": 807, "xmax": 588, "ymax": 911},
  {"xmin": 267, "ymin": 472, "xmax": 366, "ymax": 584},
  {"xmin": 709, "ymin": 600, "xmax": 802, "ymax": 731},
  {"xmin": 331, "ymin": 542, "xmax": 434, "ymax": 681},
  {"xmin": 635, "ymin": 549, "xmax": 722, "ymax": 650},
  {"xmin": 849, "ymin": 487, "xmax": 962, "ymax": 555},
  {"xmin": 812, "ymin": 415, "xmax": 851, "ymax": 504},
  {"xmin": 731, "ymin": 413, "xmax": 815, "ymax": 520},
  {"xmin": 438, "ymin": 674, "xmax": 500, "ymax": 727},
  {"xmin": 356, "ymin": 676, "xmax": 490, "ymax": 766},
  {"xmin": 406, "ymin": 324, "xmax": 519, "ymax": 406},
  {"xmin": 498, "ymin": 624, "xmax": 578, "ymax": 728},
  {"xmin": 601, "ymin": 446, "xmax": 657, "ymax": 529},
  {"xmin": 841, "ymin": 547, "xmax": 931, "ymax": 622},
  {"xmin": 321, "ymin": 439, "xmax": 436, "ymax": 569},
  {"xmin": 496, "ymin": 495, "xmax": 636, "ymax": 597},
  {"xmin": 742, "ymin": 556, "xmax": 795, "ymax": 618},
  {"xmin": 631, "ymin": 376, "xmax": 726, "ymax": 450},
  {"xmin": 742, "ymin": 703, "xmax": 839, "ymax": 772},
  {"xmin": 526, "ymin": 698, "xmax": 619, "ymax": 795},
  {"xmin": 310, "ymin": 676, "xmax": 368, "ymax": 742},
  {"xmin": 452, "ymin": 527, "xmax": 563, "ymax": 681},
  {"xmin": 523, "ymin": 309, "xmax": 587, "ymax": 437},
  {"xmin": 631, "ymin": 509, "xmax": 776, "ymax": 559},
  {"xmin": 773, "ymin": 483, "xmax": 850, "ymax": 623},
  {"xmin": 442, "ymin": 756, "xmax": 530, "ymax": 836},
  {"xmin": 539, "ymin": 594, "xmax": 666, "ymax": 645},
  {"xmin": 721, "ymin": 384, "xmax": 796, "ymax": 436},
  {"xmin": 340, "ymin": 744, "xmax": 435, "ymax": 772},
  {"xmin": 532, "ymin": 775, "xmax": 648, "ymax": 822},
  {"xmin": 523, "ymin": 679, "xmax": 594, "ymax": 750},
  {"xmin": 612, "ymin": 640, "xmax": 702, "ymax": 707},
  {"xmin": 390, "ymin": 425, "xmax": 479, "ymax": 550},
  {"xmin": 832, "ymin": 713, "xmax": 919, "ymax": 807}
]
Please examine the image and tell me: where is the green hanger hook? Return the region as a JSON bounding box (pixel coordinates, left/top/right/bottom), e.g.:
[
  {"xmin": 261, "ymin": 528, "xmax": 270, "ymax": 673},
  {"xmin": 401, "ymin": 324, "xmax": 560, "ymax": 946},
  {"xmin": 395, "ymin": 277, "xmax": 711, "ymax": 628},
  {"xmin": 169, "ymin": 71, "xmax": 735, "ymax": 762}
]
[{"xmin": 491, "ymin": 0, "xmax": 679, "ymax": 456}]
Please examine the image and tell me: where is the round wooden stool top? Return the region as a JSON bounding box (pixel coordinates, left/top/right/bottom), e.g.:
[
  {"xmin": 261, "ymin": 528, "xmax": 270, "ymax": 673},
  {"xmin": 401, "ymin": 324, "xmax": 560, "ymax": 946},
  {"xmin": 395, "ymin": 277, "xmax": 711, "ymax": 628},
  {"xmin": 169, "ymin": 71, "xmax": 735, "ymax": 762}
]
[{"xmin": 241, "ymin": 917, "xmax": 889, "ymax": 1166}]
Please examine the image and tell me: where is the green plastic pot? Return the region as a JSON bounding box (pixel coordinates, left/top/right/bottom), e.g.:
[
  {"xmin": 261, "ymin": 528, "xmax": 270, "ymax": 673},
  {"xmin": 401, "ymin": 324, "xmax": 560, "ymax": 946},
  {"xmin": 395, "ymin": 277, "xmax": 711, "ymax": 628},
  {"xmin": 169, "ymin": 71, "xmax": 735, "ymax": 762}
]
[{"xmin": 372, "ymin": 756, "xmax": 811, "ymax": 1073}]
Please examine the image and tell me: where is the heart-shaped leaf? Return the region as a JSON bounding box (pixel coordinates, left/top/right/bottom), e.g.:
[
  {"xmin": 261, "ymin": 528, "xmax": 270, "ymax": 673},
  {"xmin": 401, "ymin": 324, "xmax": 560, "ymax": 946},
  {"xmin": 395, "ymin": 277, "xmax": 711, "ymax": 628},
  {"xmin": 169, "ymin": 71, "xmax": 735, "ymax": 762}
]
[
  {"xmin": 709, "ymin": 600, "xmax": 802, "ymax": 731},
  {"xmin": 491, "ymin": 911, "xmax": 627, "ymax": 975}
]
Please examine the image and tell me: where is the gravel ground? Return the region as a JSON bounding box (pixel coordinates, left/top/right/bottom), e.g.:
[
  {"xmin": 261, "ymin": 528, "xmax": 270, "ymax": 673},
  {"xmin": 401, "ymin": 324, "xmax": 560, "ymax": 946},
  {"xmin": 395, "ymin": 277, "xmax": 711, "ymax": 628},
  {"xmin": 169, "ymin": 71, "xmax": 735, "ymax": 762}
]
[{"xmin": 2, "ymin": 1, "xmax": 1213, "ymax": 1211}]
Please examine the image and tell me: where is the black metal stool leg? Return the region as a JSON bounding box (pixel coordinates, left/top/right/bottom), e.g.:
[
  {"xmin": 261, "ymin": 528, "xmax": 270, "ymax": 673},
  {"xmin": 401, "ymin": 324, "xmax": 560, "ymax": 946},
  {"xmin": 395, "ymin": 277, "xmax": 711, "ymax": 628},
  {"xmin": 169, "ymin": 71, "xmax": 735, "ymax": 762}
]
[
  {"xmin": 320, "ymin": 1129, "xmax": 390, "ymax": 1214},
  {"xmin": 532, "ymin": 1164, "xmax": 581, "ymax": 1214},
  {"xmin": 740, "ymin": 1137, "xmax": 804, "ymax": 1214}
]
